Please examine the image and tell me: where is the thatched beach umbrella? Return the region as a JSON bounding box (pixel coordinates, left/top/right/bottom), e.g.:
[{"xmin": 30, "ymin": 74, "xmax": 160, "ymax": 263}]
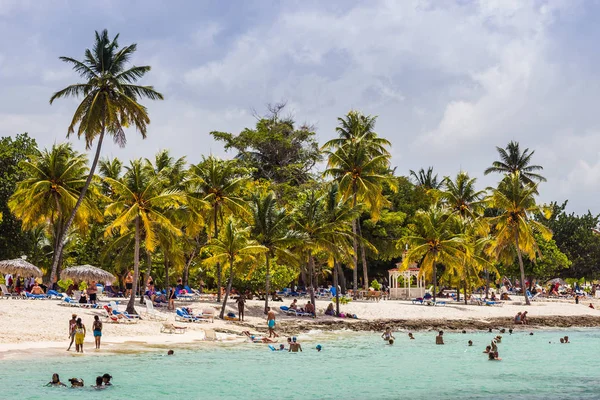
[
  {"xmin": 61, "ymin": 265, "xmax": 116, "ymax": 283},
  {"xmin": 0, "ymin": 258, "xmax": 43, "ymax": 277}
]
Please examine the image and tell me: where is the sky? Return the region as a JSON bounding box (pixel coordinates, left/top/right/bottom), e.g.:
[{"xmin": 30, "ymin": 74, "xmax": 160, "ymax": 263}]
[{"xmin": 2, "ymin": 0, "xmax": 600, "ymax": 214}]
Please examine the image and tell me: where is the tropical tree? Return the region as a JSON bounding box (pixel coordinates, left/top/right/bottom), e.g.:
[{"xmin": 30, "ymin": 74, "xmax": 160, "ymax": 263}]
[
  {"xmin": 486, "ymin": 173, "xmax": 552, "ymax": 305},
  {"xmin": 48, "ymin": 29, "xmax": 163, "ymax": 285},
  {"xmin": 9, "ymin": 143, "xmax": 99, "ymax": 273},
  {"xmin": 440, "ymin": 172, "xmax": 486, "ymax": 219},
  {"xmin": 484, "ymin": 141, "xmax": 546, "ymax": 185},
  {"xmin": 409, "ymin": 167, "xmax": 441, "ymax": 190},
  {"xmin": 400, "ymin": 205, "xmax": 469, "ymax": 302},
  {"xmin": 204, "ymin": 218, "xmax": 267, "ymax": 319},
  {"xmin": 104, "ymin": 160, "xmax": 184, "ymax": 314},
  {"xmin": 186, "ymin": 156, "xmax": 249, "ymax": 301},
  {"xmin": 249, "ymin": 191, "xmax": 301, "ymax": 313},
  {"xmin": 323, "ymin": 111, "xmax": 393, "ymax": 293}
]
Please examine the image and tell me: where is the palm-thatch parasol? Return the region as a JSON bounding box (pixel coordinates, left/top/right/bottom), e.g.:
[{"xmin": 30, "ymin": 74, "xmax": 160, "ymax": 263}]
[
  {"xmin": 0, "ymin": 259, "xmax": 43, "ymax": 277},
  {"xmin": 61, "ymin": 265, "xmax": 116, "ymax": 283}
]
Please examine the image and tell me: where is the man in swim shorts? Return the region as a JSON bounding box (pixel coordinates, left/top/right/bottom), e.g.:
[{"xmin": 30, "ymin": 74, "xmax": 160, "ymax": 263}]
[
  {"xmin": 266, "ymin": 307, "xmax": 279, "ymax": 338},
  {"xmin": 289, "ymin": 337, "xmax": 302, "ymax": 352}
]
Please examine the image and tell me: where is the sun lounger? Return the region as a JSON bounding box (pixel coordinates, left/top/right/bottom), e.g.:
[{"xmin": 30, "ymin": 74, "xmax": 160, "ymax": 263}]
[
  {"xmin": 280, "ymin": 306, "xmax": 300, "ymax": 316},
  {"xmin": 25, "ymin": 292, "xmax": 48, "ymax": 300},
  {"xmin": 144, "ymin": 297, "xmax": 166, "ymax": 321},
  {"xmin": 161, "ymin": 323, "xmax": 187, "ymax": 334},
  {"xmin": 1, "ymin": 284, "xmax": 22, "ymax": 299},
  {"xmin": 203, "ymin": 328, "xmax": 217, "ymax": 341},
  {"xmin": 176, "ymin": 308, "xmax": 200, "ymax": 322},
  {"xmin": 46, "ymin": 290, "xmax": 63, "ymax": 299},
  {"xmin": 60, "ymin": 296, "xmax": 98, "ymax": 308},
  {"xmin": 412, "ymin": 298, "xmax": 424, "ymax": 304}
]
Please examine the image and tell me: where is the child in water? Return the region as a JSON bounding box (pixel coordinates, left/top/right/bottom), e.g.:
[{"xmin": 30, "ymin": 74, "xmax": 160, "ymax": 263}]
[{"xmin": 381, "ymin": 327, "xmax": 395, "ymax": 341}]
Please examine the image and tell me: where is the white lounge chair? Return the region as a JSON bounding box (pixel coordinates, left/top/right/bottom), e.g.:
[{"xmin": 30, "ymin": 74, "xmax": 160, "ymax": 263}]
[
  {"xmin": 0, "ymin": 284, "xmax": 20, "ymax": 299},
  {"xmin": 144, "ymin": 297, "xmax": 166, "ymax": 321}
]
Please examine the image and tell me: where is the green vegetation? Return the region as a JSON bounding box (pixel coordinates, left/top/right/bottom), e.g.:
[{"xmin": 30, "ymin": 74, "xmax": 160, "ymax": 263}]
[{"xmin": 4, "ymin": 29, "xmax": 599, "ymax": 317}]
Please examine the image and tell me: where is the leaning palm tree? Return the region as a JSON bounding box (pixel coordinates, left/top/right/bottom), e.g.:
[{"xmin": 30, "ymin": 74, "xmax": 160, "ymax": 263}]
[
  {"xmin": 48, "ymin": 29, "xmax": 163, "ymax": 285},
  {"xmin": 204, "ymin": 218, "xmax": 267, "ymax": 319},
  {"xmin": 9, "ymin": 143, "xmax": 100, "ymax": 272},
  {"xmin": 484, "ymin": 141, "xmax": 546, "ymax": 185},
  {"xmin": 323, "ymin": 114, "xmax": 393, "ymax": 293},
  {"xmin": 104, "ymin": 160, "xmax": 184, "ymax": 314},
  {"xmin": 486, "ymin": 173, "xmax": 551, "ymax": 305},
  {"xmin": 249, "ymin": 191, "xmax": 302, "ymax": 313},
  {"xmin": 400, "ymin": 205, "xmax": 469, "ymax": 302},
  {"xmin": 186, "ymin": 156, "xmax": 249, "ymax": 301}
]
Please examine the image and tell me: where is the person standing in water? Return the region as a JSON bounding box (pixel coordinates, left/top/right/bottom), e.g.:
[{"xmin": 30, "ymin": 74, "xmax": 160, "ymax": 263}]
[
  {"xmin": 436, "ymin": 331, "xmax": 444, "ymax": 345},
  {"xmin": 381, "ymin": 327, "xmax": 395, "ymax": 341},
  {"xmin": 266, "ymin": 307, "xmax": 279, "ymax": 338},
  {"xmin": 92, "ymin": 315, "xmax": 102, "ymax": 350},
  {"xmin": 67, "ymin": 314, "xmax": 77, "ymax": 351},
  {"xmin": 289, "ymin": 337, "xmax": 302, "ymax": 352},
  {"xmin": 45, "ymin": 373, "xmax": 66, "ymax": 387},
  {"xmin": 74, "ymin": 317, "xmax": 86, "ymax": 353}
]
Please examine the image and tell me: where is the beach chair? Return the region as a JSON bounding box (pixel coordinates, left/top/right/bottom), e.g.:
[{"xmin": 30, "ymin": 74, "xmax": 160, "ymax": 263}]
[
  {"xmin": 46, "ymin": 290, "xmax": 63, "ymax": 299},
  {"xmin": 60, "ymin": 296, "xmax": 82, "ymax": 307},
  {"xmin": 161, "ymin": 323, "xmax": 187, "ymax": 334},
  {"xmin": 279, "ymin": 306, "xmax": 299, "ymax": 316},
  {"xmin": 175, "ymin": 308, "xmax": 199, "ymax": 322},
  {"xmin": 108, "ymin": 301, "xmax": 140, "ymax": 319},
  {"xmin": 144, "ymin": 297, "xmax": 166, "ymax": 321},
  {"xmin": 24, "ymin": 292, "xmax": 48, "ymax": 300},
  {"xmin": 0, "ymin": 284, "xmax": 20, "ymax": 299},
  {"xmin": 485, "ymin": 301, "xmax": 503, "ymax": 307},
  {"xmin": 203, "ymin": 328, "xmax": 217, "ymax": 341},
  {"xmin": 526, "ymin": 290, "xmax": 541, "ymax": 302},
  {"xmin": 412, "ymin": 298, "xmax": 424, "ymax": 305}
]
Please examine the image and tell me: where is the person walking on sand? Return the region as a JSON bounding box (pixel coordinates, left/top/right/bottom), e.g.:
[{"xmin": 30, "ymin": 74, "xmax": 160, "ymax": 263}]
[
  {"xmin": 266, "ymin": 307, "xmax": 279, "ymax": 338},
  {"xmin": 67, "ymin": 314, "xmax": 77, "ymax": 351},
  {"xmin": 74, "ymin": 317, "xmax": 86, "ymax": 353},
  {"xmin": 236, "ymin": 293, "xmax": 246, "ymax": 321},
  {"xmin": 92, "ymin": 315, "xmax": 103, "ymax": 350}
]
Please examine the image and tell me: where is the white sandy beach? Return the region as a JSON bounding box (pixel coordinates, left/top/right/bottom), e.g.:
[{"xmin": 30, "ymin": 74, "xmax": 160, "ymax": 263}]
[{"xmin": 1, "ymin": 296, "xmax": 599, "ymax": 356}]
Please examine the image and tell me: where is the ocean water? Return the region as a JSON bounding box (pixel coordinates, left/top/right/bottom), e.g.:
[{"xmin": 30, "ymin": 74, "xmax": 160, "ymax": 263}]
[{"xmin": 2, "ymin": 329, "xmax": 599, "ymax": 400}]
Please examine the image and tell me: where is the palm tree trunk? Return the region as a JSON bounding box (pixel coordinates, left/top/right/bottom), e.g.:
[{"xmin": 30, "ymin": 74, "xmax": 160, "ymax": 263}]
[
  {"xmin": 515, "ymin": 231, "xmax": 531, "ymax": 305},
  {"xmin": 334, "ymin": 260, "xmax": 340, "ymax": 316},
  {"xmin": 338, "ymin": 263, "xmax": 346, "ymax": 294},
  {"xmin": 356, "ymin": 221, "xmax": 369, "ymax": 290},
  {"xmin": 308, "ymin": 251, "xmax": 316, "ymax": 315},
  {"xmin": 164, "ymin": 257, "xmax": 170, "ymax": 299},
  {"xmin": 219, "ymin": 258, "xmax": 235, "ymax": 319},
  {"xmin": 433, "ymin": 264, "xmax": 437, "ymax": 302},
  {"xmin": 463, "ymin": 279, "xmax": 468, "ymax": 305},
  {"xmin": 485, "ymin": 269, "xmax": 490, "ymax": 300},
  {"xmin": 183, "ymin": 239, "xmax": 199, "ymax": 287},
  {"xmin": 214, "ymin": 207, "xmax": 221, "ymax": 302},
  {"xmin": 264, "ymin": 252, "xmax": 271, "ymax": 314},
  {"xmin": 50, "ymin": 127, "xmax": 106, "ymax": 285},
  {"xmin": 126, "ymin": 215, "xmax": 140, "ymax": 314},
  {"xmin": 141, "ymin": 250, "xmax": 151, "ymax": 304},
  {"xmin": 351, "ymin": 192, "xmax": 358, "ymax": 298}
]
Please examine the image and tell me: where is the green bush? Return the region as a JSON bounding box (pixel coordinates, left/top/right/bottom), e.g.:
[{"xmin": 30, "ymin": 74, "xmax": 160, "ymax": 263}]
[{"xmin": 371, "ymin": 279, "xmax": 381, "ymax": 291}]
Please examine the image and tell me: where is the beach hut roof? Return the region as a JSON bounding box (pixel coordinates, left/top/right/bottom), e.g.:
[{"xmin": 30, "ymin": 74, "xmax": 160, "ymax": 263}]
[
  {"xmin": 0, "ymin": 259, "xmax": 43, "ymax": 277},
  {"xmin": 61, "ymin": 265, "xmax": 116, "ymax": 283}
]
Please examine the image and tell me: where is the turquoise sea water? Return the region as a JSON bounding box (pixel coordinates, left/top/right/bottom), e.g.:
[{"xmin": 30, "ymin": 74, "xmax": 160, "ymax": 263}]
[{"xmin": 2, "ymin": 329, "xmax": 600, "ymax": 400}]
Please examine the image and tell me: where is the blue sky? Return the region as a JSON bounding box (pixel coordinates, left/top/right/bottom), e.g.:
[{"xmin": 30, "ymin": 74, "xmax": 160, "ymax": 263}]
[{"xmin": 2, "ymin": 0, "xmax": 600, "ymax": 213}]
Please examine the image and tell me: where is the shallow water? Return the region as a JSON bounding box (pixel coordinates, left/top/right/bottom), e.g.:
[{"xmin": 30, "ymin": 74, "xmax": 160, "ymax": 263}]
[{"xmin": 2, "ymin": 329, "xmax": 599, "ymax": 400}]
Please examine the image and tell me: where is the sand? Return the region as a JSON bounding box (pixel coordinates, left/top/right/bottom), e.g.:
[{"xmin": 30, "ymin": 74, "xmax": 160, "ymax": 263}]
[{"xmin": 1, "ymin": 295, "xmax": 599, "ymax": 357}]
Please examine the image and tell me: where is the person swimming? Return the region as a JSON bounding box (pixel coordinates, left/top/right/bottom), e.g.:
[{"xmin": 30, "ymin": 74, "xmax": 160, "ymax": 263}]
[
  {"xmin": 68, "ymin": 378, "xmax": 84, "ymax": 387},
  {"xmin": 436, "ymin": 331, "xmax": 444, "ymax": 345},
  {"xmin": 564, "ymin": 336, "xmax": 570, "ymax": 343},
  {"xmin": 408, "ymin": 332, "xmax": 415, "ymax": 340},
  {"xmin": 45, "ymin": 373, "xmax": 66, "ymax": 387},
  {"xmin": 508, "ymin": 329, "xmax": 513, "ymax": 335},
  {"xmin": 289, "ymin": 337, "xmax": 302, "ymax": 352},
  {"xmin": 468, "ymin": 340, "xmax": 473, "ymax": 346},
  {"xmin": 483, "ymin": 345, "xmax": 491, "ymax": 353},
  {"xmin": 560, "ymin": 338, "xmax": 565, "ymax": 343},
  {"xmin": 488, "ymin": 351, "xmax": 501, "ymax": 361},
  {"xmin": 102, "ymin": 373, "xmax": 112, "ymax": 386},
  {"xmin": 316, "ymin": 344, "xmax": 322, "ymax": 352},
  {"xmin": 92, "ymin": 376, "xmax": 105, "ymax": 389},
  {"xmin": 167, "ymin": 350, "xmax": 174, "ymax": 355},
  {"xmin": 387, "ymin": 339, "xmax": 394, "ymax": 345}
]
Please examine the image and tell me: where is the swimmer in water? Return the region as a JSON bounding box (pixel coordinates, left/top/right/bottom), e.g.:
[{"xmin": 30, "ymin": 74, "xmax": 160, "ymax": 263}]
[
  {"xmin": 92, "ymin": 376, "xmax": 105, "ymax": 389},
  {"xmin": 167, "ymin": 350, "xmax": 174, "ymax": 355},
  {"xmin": 408, "ymin": 332, "xmax": 415, "ymax": 340},
  {"xmin": 436, "ymin": 331, "xmax": 444, "ymax": 345},
  {"xmin": 564, "ymin": 336, "xmax": 570, "ymax": 343},
  {"xmin": 483, "ymin": 345, "xmax": 491, "ymax": 353},
  {"xmin": 468, "ymin": 340, "xmax": 473, "ymax": 346},
  {"xmin": 316, "ymin": 344, "xmax": 322, "ymax": 352},
  {"xmin": 45, "ymin": 373, "xmax": 66, "ymax": 387},
  {"xmin": 388, "ymin": 339, "xmax": 394, "ymax": 345},
  {"xmin": 68, "ymin": 378, "xmax": 84, "ymax": 388},
  {"xmin": 381, "ymin": 327, "xmax": 395, "ymax": 341}
]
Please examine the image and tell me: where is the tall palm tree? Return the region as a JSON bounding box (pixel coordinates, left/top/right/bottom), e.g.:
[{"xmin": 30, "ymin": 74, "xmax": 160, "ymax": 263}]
[
  {"xmin": 9, "ymin": 143, "xmax": 99, "ymax": 273},
  {"xmin": 186, "ymin": 156, "xmax": 249, "ymax": 301},
  {"xmin": 400, "ymin": 205, "xmax": 469, "ymax": 302},
  {"xmin": 249, "ymin": 191, "xmax": 302, "ymax": 313},
  {"xmin": 104, "ymin": 160, "xmax": 184, "ymax": 314},
  {"xmin": 484, "ymin": 141, "xmax": 546, "ymax": 185},
  {"xmin": 323, "ymin": 111, "xmax": 392, "ymax": 293},
  {"xmin": 295, "ymin": 189, "xmax": 356, "ymax": 310},
  {"xmin": 409, "ymin": 167, "xmax": 441, "ymax": 190},
  {"xmin": 204, "ymin": 218, "xmax": 267, "ymax": 319},
  {"xmin": 48, "ymin": 29, "xmax": 163, "ymax": 285},
  {"xmin": 486, "ymin": 173, "xmax": 551, "ymax": 305},
  {"xmin": 440, "ymin": 172, "xmax": 486, "ymax": 219}
]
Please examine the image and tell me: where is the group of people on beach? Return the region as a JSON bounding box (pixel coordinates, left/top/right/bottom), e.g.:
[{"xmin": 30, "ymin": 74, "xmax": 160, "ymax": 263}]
[
  {"xmin": 46, "ymin": 373, "xmax": 112, "ymax": 389},
  {"xmin": 67, "ymin": 314, "xmax": 103, "ymax": 353}
]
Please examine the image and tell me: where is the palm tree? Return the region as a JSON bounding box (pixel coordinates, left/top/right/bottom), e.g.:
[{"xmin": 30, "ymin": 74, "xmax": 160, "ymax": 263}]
[
  {"xmin": 204, "ymin": 218, "xmax": 267, "ymax": 319},
  {"xmin": 484, "ymin": 141, "xmax": 546, "ymax": 185},
  {"xmin": 486, "ymin": 173, "xmax": 551, "ymax": 305},
  {"xmin": 440, "ymin": 172, "xmax": 486, "ymax": 219},
  {"xmin": 400, "ymin": 205, "xmax": 469, "ymax": 302},
  {"xmin": 249, "ymin": 191, "xmax": 301, "ymax": 313},
  {"xmin": 323, "ymin": 111, "xmax": 392, "ymax": 293},
  {"xmin": 186, "ymin": 156, "xmax": 249, "ymax": 301},
  {"xmin": 9, "ymin": 143, "xmax": 99, "ymax": 274},
  {"xmin": 295, "ymin": 189, "xmax": 356, "ymax": 310},
  {"xmin": 48, "ymin": 29, "xmax": 163, "ymax": 285},
  {"xmin": 104, "ymin": 160, "xmax": 184, "ymax": 314},
  {"xmin": 409, "ymin": 167, "xmax": 441, "ymax": 190}
]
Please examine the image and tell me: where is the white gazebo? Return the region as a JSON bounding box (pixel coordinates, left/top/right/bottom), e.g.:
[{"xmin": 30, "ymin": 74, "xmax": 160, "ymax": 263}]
[{"xmin": 388, "ymin": 263, "xmax": 425, "ymax": 299}]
